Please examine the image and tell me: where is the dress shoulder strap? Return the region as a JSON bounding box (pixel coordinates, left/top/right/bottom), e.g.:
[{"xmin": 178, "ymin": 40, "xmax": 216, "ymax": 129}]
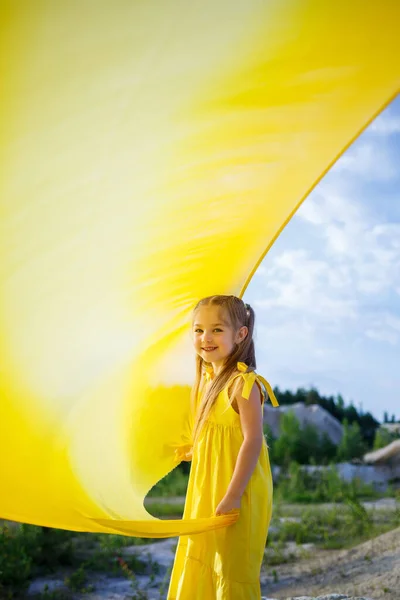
[{"xmin": 203, "ymin": 361, "xmax": 279, "ymax": 407}]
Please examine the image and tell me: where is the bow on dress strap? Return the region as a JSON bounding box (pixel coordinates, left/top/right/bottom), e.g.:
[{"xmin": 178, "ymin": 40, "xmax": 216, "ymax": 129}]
[{"xmin": 236, "ymin": 361, "xmax": 279, "ymax": 407}]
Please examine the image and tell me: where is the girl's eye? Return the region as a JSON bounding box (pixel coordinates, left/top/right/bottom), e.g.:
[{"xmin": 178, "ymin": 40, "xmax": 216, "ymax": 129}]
[{"xmin": 194, "ymin": 328, "xmax": 223, "ymax": 333}]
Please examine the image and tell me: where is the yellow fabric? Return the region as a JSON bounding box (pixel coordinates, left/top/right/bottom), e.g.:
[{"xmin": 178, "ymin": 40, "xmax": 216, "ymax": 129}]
[
  {"xmin": 167, "ymin": 365, "xmax": 274, "ymax": 599},
  {"xmin": 0, "ymin": 1, "xmax": 400, "ymax": 537}
]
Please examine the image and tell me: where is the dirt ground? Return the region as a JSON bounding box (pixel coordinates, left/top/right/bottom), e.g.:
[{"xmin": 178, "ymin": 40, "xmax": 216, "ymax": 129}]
[{"xmin": 262, "ymin": 526, "xmax": 400, "ymax": 600}]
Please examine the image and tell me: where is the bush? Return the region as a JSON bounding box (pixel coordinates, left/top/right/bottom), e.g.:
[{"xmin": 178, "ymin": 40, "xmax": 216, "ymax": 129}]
[
  {"xmin": 270, "ymin": 497, "xmax": 373, "ymax": 549},
  {"xmin": 274, "ymin": 461, "xmax": 378, "ymax": 503},
  {"xmin": 265, "ymin": 412, "xmax": 337, "ymax": 467},
  {"xmin": 146, "ymin": 464, "xmax": 189, "ymax": 497},
  {"xmin": 373, "ymin": 427, "xmax": 397, "ymax": 450},
  {"xmin": 336, "ymin": 418, "xmax": 367, "ymax": 461},
  {"xmin": 0, "ymin": 524, "xmax": 32, "ymax": 598}
]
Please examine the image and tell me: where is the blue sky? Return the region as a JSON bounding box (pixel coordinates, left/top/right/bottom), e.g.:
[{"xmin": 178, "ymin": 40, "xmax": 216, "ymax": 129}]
[{"xmin": 246, "ymin": 96, "xmax": 400, "ymax": 423}]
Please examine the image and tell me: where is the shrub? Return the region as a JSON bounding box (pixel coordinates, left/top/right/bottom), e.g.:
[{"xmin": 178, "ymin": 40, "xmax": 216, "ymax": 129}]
[{"xmin": 0, "ymin": 524, "xmax": 32, "ymax": 597}]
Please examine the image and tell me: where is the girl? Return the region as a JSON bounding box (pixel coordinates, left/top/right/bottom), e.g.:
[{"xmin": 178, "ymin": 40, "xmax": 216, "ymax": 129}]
[{"xmin": 167, "ymin": 294, "xmax": 279, "ymax": 600}]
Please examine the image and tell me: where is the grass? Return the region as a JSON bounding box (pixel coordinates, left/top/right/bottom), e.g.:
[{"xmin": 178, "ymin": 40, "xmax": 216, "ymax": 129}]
[
  {"xmin": 146, "ymin": 465, "xmax": 189, "ymax": 498},
  {"xmin": 263, "ymin": 495, "xmax": 400, "ymax": 568},
  {"xmin": 1, "ymin": 469, "xmax": 399, "ymax": 598},
  {"xmin": 143, "ymin": 501, "xmax": 185, "ymax": 519}
]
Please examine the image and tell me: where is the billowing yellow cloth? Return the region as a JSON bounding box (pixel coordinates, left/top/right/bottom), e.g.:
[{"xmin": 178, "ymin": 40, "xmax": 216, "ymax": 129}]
[
  {"xmin": 167, "ymin": 364, "xmax": 277, "ymax": 599},
  {"xmin": 0, "ymin": 1, "xmax": 399, "ymax": 537}
]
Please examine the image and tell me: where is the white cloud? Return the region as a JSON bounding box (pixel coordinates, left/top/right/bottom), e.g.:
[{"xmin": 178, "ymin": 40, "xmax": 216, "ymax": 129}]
[
  {"xmin": 254, "ymin": 248, "xmax": 358, "ymax": 323},
  {"xmin": 255, "ymin": 186, "xmax": 400, "ymax": 349},
  {"xmin": 297, "ymin": 191, "xmax": 400, "ymax": 297},
  {"xmin": 369, "ymin": 114, "xmax": 400, "ymax": 135},
  {"xmin": 298, "ymin": 187, "xmax": 364, "ymax": 228},
  {"xmin": 365, "ymin": 313, "xmax": 400, "ymax": 346},
  {"xmin": 332, "ymin": 142, "xmax": 397, "ymax": 181},
  {"xmin": 255, "ymin": 316, "xmax": 341, "ymax": 372}
]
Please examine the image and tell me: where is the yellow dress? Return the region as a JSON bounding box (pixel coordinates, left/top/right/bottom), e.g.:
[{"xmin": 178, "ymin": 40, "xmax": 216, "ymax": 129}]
[{"xmin": 167, "ymin": 362, "xmax": 279, "ymax": 599}]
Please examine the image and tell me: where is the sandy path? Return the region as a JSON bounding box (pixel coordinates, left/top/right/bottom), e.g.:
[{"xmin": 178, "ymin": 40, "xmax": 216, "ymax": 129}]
[{"xmin": 262, "ymin": 526, "xmax": 400, "ymax": 600}]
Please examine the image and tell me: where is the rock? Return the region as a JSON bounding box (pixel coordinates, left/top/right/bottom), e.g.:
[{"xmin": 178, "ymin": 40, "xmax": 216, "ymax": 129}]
[
  {"xmin": 28, "ymin": 576, "xmax": 66, "ymax": 595},
  {"xmin": 264, "ymin": 402, "xmax": 343, "ymax": 445},
  {"xmin": 364, "ymin": 439, "xmax": 400, "ymax": 466},
  {"xmin": 121, "ymin": 537, "xmax": 177, "ymax": 572},
  {"xmin": 264, "ymin": 540, "xmax": 316, "ymax": 562}
]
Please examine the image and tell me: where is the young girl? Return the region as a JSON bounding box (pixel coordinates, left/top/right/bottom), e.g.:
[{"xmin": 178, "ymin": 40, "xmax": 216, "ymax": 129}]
[{"xmin": 167, "ymin": 294, "xmax": 279, "ymax": 599}]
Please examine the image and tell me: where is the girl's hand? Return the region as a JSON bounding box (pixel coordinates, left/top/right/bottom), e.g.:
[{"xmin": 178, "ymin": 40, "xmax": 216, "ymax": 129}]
[
  {"xmin": 215, "ymin": 493, "xmax": 241, "ymax": 516},
  {"xmin": 174, "ymin": 445, "xmax": 192, "ymax": 462},
  {"xmin": 181, "ymin": 448, "xmax": 192, "ymax": 461}
]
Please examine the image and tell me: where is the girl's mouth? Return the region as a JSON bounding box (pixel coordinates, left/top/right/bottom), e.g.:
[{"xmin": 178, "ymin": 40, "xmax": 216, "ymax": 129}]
[{"xmin": 202, "ymin": 347, "xmax": 217, "ymax": 352}]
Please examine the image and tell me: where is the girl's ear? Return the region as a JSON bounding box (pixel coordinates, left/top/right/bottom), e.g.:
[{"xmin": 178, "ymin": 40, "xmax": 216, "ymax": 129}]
[{"xmin": 236, "ymin": 325, "xmax": 248, "ymax": 343}]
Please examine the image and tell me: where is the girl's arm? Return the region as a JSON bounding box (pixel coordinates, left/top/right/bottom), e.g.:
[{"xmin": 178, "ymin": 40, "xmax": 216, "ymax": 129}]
[{"xmin": 215, "ymin": 383, "xmax": 264, "ymax": 514}]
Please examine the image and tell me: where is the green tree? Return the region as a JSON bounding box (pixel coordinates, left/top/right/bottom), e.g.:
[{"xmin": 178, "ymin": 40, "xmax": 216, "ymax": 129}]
[
  {"xmin": 336, "ymin": 418, "xmax": 366, "ymax": 461},
  {"xmin": 305, "ymin": 388, "xmax": 320, "ymax": 406},
  {"xmin": 359, "ymin": 412, "xmax": 379, "ymax": 447},
  {"xmin": 373, "ymin": 427, "xmax": 395, "ymax": 450},
  {"xmin": 300, "ymin": 423, "xmax": 320, "ymax": 464},
  {"xmin": 318, "ymin": 431, "xmax": 337, "ymax": 465},
  {"xmin": 272, "ymin": 411, "xmax": 302, "ymax": 468},
  {"xmin": 337, "ymin": 394, "xmax": 345, "ymax": 409},
  {"xmin": 270, "ymin": 412, "xmax": 329, "ymax": 467},
  {"xmin": 344, "ymin": 403, "xmax": 358, "ymax": 423}
]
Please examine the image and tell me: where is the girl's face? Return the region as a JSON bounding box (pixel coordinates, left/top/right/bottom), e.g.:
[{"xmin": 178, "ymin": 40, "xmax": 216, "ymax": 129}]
[{"xmin": 192, "ymin": 305, "xmax": 247, "ymax": 371}]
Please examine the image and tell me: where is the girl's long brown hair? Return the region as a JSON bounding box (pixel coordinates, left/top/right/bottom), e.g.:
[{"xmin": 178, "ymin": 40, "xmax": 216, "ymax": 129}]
[{"xmin": 190, "ymin": 295, "xmax": 257, "ymax": 449}]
